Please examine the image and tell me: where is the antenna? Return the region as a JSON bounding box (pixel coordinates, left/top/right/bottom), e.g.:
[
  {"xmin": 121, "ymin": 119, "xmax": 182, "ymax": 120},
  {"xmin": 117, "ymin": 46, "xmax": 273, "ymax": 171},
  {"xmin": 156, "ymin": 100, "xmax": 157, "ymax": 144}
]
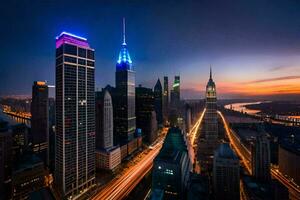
[
  {"xmin": 210, "ymin": 65, "xmax": 212, "ymax": 79},
  {"xmin": 123, "ymin": 17, "xmax": 126, "ymax": 45}
]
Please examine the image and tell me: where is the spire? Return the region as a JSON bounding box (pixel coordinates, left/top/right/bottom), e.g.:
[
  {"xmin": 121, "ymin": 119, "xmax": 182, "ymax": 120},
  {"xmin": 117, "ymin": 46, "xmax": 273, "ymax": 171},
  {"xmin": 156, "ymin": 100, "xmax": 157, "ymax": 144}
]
[
  {"xmin": 122, "ymin": 17, "xmax": 126, "ymax": 45},
  {"xmin": 210, "ymin": 65, "xmax": 212, "ymax": 80}
]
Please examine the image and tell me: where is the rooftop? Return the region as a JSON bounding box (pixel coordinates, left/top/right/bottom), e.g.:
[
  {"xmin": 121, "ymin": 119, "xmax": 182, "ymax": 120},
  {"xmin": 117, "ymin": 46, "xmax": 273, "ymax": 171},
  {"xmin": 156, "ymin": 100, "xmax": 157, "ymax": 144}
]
[
  {"xmin": 55, "ymin": 31, "xmax": 90, "ymax": 49},
  {"xmin": 215, "ymin": 143, "xmax": 238, "ymax": 159}
]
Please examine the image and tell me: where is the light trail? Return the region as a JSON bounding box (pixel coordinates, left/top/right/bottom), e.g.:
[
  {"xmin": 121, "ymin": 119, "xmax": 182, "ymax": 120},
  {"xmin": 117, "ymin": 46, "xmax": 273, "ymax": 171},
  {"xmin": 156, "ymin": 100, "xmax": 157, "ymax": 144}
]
[
  {"xmin": 92, "ymin": 129, "xmax": 168, "ymax": 200},
  {"xmin": 189, "ymin": 108, "xmax": 206, "ymax": 146}
]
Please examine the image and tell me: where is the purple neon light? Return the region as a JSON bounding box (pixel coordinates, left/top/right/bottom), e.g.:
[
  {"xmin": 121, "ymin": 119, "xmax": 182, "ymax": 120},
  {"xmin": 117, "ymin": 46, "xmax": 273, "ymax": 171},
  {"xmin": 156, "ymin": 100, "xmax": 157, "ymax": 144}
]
[{"xmin": 55, "ymin": 32, "xmax": 90, "ymax": 49}]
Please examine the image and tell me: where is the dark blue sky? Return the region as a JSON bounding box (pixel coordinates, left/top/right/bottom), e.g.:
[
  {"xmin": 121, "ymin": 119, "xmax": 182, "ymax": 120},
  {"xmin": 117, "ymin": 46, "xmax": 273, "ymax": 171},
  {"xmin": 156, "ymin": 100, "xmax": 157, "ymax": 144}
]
[{"xmin": 2, "ymin": 0, "xmax": 300, "ymax": 99}]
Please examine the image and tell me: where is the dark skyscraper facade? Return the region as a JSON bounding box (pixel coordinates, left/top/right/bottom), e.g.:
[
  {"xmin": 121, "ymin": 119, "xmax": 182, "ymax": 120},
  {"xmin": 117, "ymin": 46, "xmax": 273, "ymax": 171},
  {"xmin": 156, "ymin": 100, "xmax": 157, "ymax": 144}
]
[
  {"xmin": 163, "ymin": 76, "xmax": 169, "ymax": 123},
  {"xmin": 154, "ymin": 79, "xmax": 163, "ymax": 126},
  {"xmin": 31, "ymin": 81, "xmax": 49, "ymax": 166},
  {"xmin": 136, "ymin": 85, "xmax": 157, "ymax": 144},
  {"xmin": 213, "ymin": 143, "xmax": 240, "ymax": 200},
  {"xmin": 115, "ymin": 19, "xmax": 136, "ymax": 143},
  {"xmin": 55, "ymin": 32, "xmax": 95, "ymax": 198}
]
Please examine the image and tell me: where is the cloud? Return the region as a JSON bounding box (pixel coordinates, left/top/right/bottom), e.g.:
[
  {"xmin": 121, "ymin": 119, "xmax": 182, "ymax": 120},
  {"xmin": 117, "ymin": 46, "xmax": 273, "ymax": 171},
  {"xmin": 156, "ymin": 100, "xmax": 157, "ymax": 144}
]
[
  {"xmin": 269, "ymin": 65, "xmax": 300, "ymax": 72},
  {"xmin": 245, "ymin": 76, "xmax": 300, "ymax": 84}
]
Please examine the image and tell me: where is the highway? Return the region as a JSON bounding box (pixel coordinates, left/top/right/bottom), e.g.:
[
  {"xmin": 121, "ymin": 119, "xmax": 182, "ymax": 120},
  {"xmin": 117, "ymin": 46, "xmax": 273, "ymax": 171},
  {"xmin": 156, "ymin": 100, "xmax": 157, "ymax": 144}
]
[
  {"xmin": 218, "ymin": 111, "xmax": 300, "ymax": 199},
  {"xmin": 92, "ymin": 129, "xmax": 168, "ymax": 200}
]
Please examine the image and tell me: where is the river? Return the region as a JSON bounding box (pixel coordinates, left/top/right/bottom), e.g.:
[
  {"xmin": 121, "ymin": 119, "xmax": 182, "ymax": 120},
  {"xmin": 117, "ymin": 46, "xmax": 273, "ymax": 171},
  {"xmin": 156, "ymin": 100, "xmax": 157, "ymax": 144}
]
[{"xmin": 0, "ymin": 109, "xmax": 31, "ymax": 126}]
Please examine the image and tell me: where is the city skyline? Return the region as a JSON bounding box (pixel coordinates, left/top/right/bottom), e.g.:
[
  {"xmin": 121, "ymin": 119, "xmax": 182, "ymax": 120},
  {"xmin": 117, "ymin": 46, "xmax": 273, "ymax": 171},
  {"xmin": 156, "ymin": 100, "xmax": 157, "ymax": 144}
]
[{"xmin": 2, "ymin": 0, "xmax": 300, "ymax": 100}]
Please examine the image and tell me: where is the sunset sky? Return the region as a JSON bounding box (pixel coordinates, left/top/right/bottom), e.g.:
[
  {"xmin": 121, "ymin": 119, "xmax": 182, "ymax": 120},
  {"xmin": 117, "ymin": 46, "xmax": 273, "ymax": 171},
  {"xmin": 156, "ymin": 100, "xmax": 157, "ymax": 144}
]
[{"xmin": 1, "ymin": 0, "xmax": 300, "ymax": 99}]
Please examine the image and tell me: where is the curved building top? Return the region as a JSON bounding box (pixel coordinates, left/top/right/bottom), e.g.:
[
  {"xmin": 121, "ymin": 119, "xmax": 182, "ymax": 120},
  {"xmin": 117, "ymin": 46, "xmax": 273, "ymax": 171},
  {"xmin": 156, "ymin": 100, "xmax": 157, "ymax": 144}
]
[
  {"xmin": 206, "ymin": 67, "xmax": 217, "ymax": 98},
  {"xmin": 116, "ymin": 18, "xmax": 134, "ymax": 71}
]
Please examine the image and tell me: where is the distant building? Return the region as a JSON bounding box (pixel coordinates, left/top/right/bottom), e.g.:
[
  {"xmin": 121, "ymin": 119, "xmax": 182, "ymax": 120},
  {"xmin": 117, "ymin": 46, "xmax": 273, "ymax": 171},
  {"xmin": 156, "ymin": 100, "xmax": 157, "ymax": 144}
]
[
  {"xmin": 114, "ymin": 18, "xmax": 136, "ymax": 146},
  {"xmin": 251, "ymin": 129, "xmax": 271, "ymax": 182},
  {"xmin": 278, "ymin": 136, "xmax": 300, "ymax": 186},
  {"xmin": 170, "ymin": 76, "xmax": 180, "ymax": 107},
  {"xmin": 95, "ymin": 88, "xmax": 121, "ymax": 170},
  {"xmin": 154, "ymin": 79, "xmax": 163, "ymax": 126},
  {"xmin": 31, "ymin": 81, "xmax": 49, "ymax": 166},
  {"xmin": 55, "ymin": 32, "xmax": 95, "ymax": 198},
  {"xmin": 12, "ymin": 154, "xmax": 48, "ymax": 200},
  {"xmin": 213, "ymin": 143, "xmax": 240, "ymax": 200},
  {"xmin": 152, "ymin": 127, "xmax": 191, "ymax": 200},
  {"xmin": 136, "ymin": 85, "xmax": 158, "ymax": 144},
  {"xmin": 0, "ymin": 120, "xmax": 12, "ymax": 200},
  {"xmin": 163, "ymin": 76, "xmax": 169, "ymax": 124},
  {"xmin": 185, "ymin": 104, "xmax": 192, "ymax": 133}
]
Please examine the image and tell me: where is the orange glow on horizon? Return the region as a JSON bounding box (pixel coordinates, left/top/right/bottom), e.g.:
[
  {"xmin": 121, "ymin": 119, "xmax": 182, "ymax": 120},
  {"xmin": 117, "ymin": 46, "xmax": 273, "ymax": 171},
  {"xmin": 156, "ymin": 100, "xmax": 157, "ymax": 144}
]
[{"xmin": 183, "ymin": 77, "xmax": 300, "ymax": 97}]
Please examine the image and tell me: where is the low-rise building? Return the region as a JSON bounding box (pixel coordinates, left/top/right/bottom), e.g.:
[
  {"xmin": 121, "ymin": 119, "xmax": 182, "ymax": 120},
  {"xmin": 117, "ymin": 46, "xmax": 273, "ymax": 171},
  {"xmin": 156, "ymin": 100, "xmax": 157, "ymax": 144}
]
[{"xmin": 96, "ymin": 147, "xmax": 121, "ymax": 170}]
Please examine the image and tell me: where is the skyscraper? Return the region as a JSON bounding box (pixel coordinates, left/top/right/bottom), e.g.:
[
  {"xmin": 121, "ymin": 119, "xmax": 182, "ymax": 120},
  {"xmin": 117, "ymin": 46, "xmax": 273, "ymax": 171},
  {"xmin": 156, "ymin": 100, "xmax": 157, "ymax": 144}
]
[
  {"xmin": 170, "ymin": 76, "xmax": 180, "ymax": 107},
  {"xmin": 251, "ymin": 128, "xmax": 271, "ymax": 182},
  {"xmin": 115, "ymin": 18, "xmax": 136, "ymax": 144},
  {"xmin": 152, "ymin": 127, "xmax": 191, "ymax": 200},
  {"xmin": 154, "ymin": 78, "xmax": 163, "ymax": 126},
  {"xmin": 55, "ymin": 32, "xmax": 95, "ymax": 198},
  {"xmin": 31, "ymin": 81, "xmax": 49, "ymax": 166},
  {"xmin": 213, "ymin": 143, "xmax": 240, "ymax": 200},
  {"xmin": 163, "ymin": 76, "xmax": 169, "ymax": 123},
  {"xmin": 204, "ymin": 67, "xmax": 218, "ymax": 140},
  {"xmin": 96, "ymin": 89, "xmax": 114, "ymax": 149},
  {"xmin": 136, "ymin": 85, "xmax": 157, "ymax": 144},
  {"xmin": 197, "ymin": 67, "xmax": 219, "ymax": 173},
  {"xmin": 95, "ymin": 88, "xmax": 121, "ymax": 170}
]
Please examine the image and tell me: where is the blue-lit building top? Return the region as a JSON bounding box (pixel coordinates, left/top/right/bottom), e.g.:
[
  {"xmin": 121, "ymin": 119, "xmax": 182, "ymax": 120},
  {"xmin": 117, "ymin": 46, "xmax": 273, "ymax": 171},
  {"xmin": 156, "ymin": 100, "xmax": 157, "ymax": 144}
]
[{"xmin": 116, "ymin": 43, "xmax": 133, "ymax": 71}]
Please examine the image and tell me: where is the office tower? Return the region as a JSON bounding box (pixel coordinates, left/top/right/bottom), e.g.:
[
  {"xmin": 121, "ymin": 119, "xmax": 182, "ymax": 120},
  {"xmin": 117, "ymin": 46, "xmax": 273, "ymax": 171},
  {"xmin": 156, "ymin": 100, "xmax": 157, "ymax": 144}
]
[
  {"xmin": 251, "ymin": 131, "xmax": 271, "ymax": 182},
  {"xmin": 170, "ymin": 76, "xmax": 180, "ymax": 107},
  {"xmin": 136, "ymin": 85, "xmax": 157, "ymax": 144},
  {"xmin": 95, "ymin": 88, "xmax": 121, "ymax": 170},
  {"xmin": 163, "ymin": 76, "xmax": 169, "ymax": 123},
  {"xmin": 0, "ymin": 119, "xmax": 12, "ymax": 200},
  {"xmin": 55, "ymin": 32, "xmax": 95, "ymax": 198},
  {"xmin": 154, "ymin": 78, "xmax": 163, "ymax": 126},
  {"xmin": 115, "ymin": 18, "xmax": 136, "ymax": 144},
  {"xmin": 152, "ymin": 127, "xmax": 191, "ymax": 200},
  {"xmin": 204, "ymin": 67, "xmax": 218, "ymax": 140},
  {"xmin": 31, "ymin": 81, "xmax": 49, "ymax": 166},
  {"xmin": 213, "ymin": 143, "xmax": 240, "ymax": 200}
]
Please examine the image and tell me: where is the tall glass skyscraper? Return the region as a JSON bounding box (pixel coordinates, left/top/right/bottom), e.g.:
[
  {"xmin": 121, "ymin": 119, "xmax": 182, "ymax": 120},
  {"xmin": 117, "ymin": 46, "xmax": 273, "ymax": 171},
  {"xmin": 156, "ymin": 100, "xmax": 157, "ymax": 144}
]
[
  {"xmin": 55, "ymin": 32, "xmax": 95, "ymax": 198},
  {"xmin": 115, "ymin": 19, "xmax": 136, "ymax": 143},
  {"xmin": 154, "ymin": 78, "xmax": 163, "ymax": 126},
  {"xmin": 171, "ymin": 75, "xmax": 180, "ymax": 107},
  {"xmin": 163, "ymin": 76, "xmax": 169, "ymax": 122},
  {"xmin": 31, "ymin": 81, "xmax": 49, "ymax": 166}
]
